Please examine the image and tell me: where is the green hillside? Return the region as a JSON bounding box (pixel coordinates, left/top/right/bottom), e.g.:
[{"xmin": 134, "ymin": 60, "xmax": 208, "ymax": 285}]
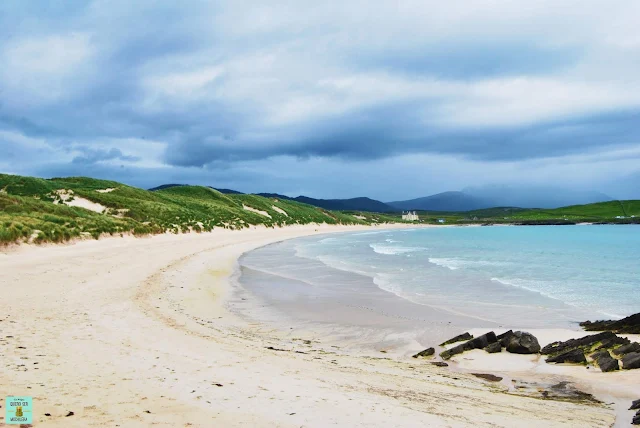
[
  {"xmin": 0, "ymin": 174, "xmax": 398, "ymax": 245},
  {"xmin": 1, "ymin": 173, "xmax": 638, "ymax": 245},
  {"xmin": 413, "ymin": 200, "xmax": 640, "ymax": 224}
]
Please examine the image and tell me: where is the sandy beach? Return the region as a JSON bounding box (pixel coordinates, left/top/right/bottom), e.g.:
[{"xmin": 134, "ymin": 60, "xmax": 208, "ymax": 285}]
[{"xmin": 0, "ymin": 224, "xmax": 625, "ymax": 427}]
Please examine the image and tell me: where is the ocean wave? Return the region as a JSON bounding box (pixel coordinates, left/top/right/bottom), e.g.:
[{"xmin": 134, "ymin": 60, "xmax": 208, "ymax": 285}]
[
  {"xmin": 490, "ymin": 277, "xmax": 565, "ymax": 304},
  {"xmin": 351, "ymin": 230, "xmax": 387, "ymax": 236},
  {"xmin": 318, "ymin": 237, "xmax": 337, "ymax": 244},
  {"xmin": 315, "ymin": 255, "xmax": 375, "ymax": 278},
  {"xmin": 428, "ymin": 257, "xmax": 461, "ymax": 270},
  {"xmin": 369, "ymin": 243, "xmax": 426, "ymax": 255},
  {"xmin": 428, "ymin": 257, "xmax": 510, "ymax": 270},
  {"xmin": 372, "ymin": 274, "xmax": 421, "ymax": 304}
]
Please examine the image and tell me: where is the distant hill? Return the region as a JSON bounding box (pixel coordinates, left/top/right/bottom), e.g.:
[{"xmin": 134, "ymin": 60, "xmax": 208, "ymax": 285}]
[
  {"xmin": 256, "ymin": 193, "xmax": 291, "ymax": 199},
  {"xmin": 149, "ymin": 183, "xmax": 244, "ymax": 194},
  {"xmin": 291, "ymin": 196, "xmax": 395, "ymax": 212},
  {"xmin": 257, "ymin": 194, "xmax": 394, "ymax": 212},
  {"xmin": 388, "ymin": 191, "xmax": 491, "ymax": 211},
  {"xmin": 462, "ymin": 185, "xmax": 613, "ymax": 209},
  {"xmin": 149, "ymin": 183, "xmax": 184, "ymax": 191},
  {"xmin": 389, "ymin": 186, "xmax": 614, "ymax": 212},
  {"xmin": 152, "ymin": 185, "xmax": 394, "ymax": 212}
]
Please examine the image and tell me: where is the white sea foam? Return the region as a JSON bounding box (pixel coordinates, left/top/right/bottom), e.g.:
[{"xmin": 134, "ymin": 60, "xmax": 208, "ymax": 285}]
[
  {"xmin": 315, "ymin": 255, "xmax": 375, "ymax": 278},
  {"xmin": 369, "ymin": 243, "xmax": 426, "ymax": 255},
  {"xmin": 429, "ymin": 258, "xmax": 510, "ymax": 270},
  {"xmin": 490, "ymin": 277, "xmax": 564, "ymax": 303},
  {"xmin": 373, "ymin": 274, "xmax": 423, "ymax": 305},
  {"xmin": 318, "ymin": 237, "xmax": 337, "ymax": 244},
  {"xmin": 428, "ymin": 257, "xmax": 461, "ymax": 270}
]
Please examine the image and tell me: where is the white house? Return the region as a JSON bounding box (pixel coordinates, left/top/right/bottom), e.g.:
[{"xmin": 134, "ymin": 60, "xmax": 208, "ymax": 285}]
[{"xmin": 402, "ymin": 211, "xmax": 419, "ymax": 221}]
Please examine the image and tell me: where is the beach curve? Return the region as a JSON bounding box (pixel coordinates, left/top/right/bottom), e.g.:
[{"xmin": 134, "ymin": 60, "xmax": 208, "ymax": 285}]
[{"xmin": 0, "ymin": 225, "xmax": 615, "ymax": 427}]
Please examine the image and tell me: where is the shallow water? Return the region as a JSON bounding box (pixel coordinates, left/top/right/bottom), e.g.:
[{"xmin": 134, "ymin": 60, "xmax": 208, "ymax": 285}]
[{"xmin": 238, "ymin": 225, "xmax": 640, "ymax": 332}]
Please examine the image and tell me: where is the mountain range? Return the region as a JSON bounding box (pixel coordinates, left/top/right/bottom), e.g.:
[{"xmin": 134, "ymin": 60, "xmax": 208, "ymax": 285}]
[{"xmin": 149, "ymin": 184, "xmax": 614, "ymax": 213}]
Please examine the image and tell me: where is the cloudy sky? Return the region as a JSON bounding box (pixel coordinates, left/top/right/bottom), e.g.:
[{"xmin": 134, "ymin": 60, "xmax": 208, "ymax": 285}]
[{"xmin": 1, "ymin": 1, "xmax": 639, "ymax": 200}]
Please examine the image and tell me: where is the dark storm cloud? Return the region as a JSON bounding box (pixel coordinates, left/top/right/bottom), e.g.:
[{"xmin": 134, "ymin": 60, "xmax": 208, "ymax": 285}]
[
  {"xmin": 163, "ymin": 104, "xmax": 640, "ymax": 167},
  {"xmin": 1, "ymin": 0, "xmax": 639, "ymax": 198},
  {"xmin": 71, "ymin": 147, "xmax": 140, "ymax": 165}
]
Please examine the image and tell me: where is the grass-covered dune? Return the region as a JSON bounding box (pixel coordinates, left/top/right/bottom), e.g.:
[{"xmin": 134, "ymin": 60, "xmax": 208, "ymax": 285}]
[
  {"xmin": 2, "ymin": 173, "xmax": 638, "ymax": 245},
  {"xmin": 0, "ymin": 174, "xmax": 397, "ymax": 245}
]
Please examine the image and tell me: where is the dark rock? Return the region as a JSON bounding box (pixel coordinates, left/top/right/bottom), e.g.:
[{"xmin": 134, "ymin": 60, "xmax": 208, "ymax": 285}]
[
  {"xmin": 506, "ymin": 331, "xmax": 541, "ymax": 354},
  {"xmin": 484, "ymin": 342, "xmax": 502, "ymax": 354},
  {"xmin": 439, "ymin": 332, "xmax": 473, "ymax": 347},
  {"xmin": 497, "ymin": 330, "xmax": 514, "ymax": 347},
  {"xmin": 65, "ymin": 411, "xmax": 74, "ymax": 417},
  {"xmin": 45, "ymin": 413, "xmax": 51, "ymax": 416},
  {"xmin": 541, "ymin": 331, "xmax": 626, "ymax": 356},
  {"xmin": 592, "ymin": 335, "xmax": 631, "ymax": 352},
  {"xmin": 430, "ymin": 361, "xmax": 449, "ymax": 367},
  {"xmin": 472, "ymin": 373, "xmax": 503, "ymax": 382},
  {"xmin": 580, "ymin": 312, "xmax": 640, "ymax": 334},
  {"xmin": 439, "ymin": 343, "xmax": 467, "ymax": 360},
  {"xmin": 622, "ymin": 352, "xmax": 640, "ymax": 370},
  {"xmin": 412, "ymin": 347, "xmax": 435, "ymax": 358},
  {"xmin": 612, "ymin": 342, "xmax": 640, "ymax": 356},
  {"xmin": 590, "ymin": 350, "xmax": 609, "ymax": 360},
  {"xmin": 467, "ymin": 331, "xmax": 498, "ymax": 349},
  {"xmin": 633, "ymin": 411, "xmax": 640, "ymax": 425},
  {"xmin": 631, "ymin": 399, "xmax": 640, "ymax": 410},
  {"xmin": 594, "ymin": 351, "xmax": 619, "ymax": 372},
  {"xmin": 440, "ymin": 331, "xmax": 497, "ymax": 360},
  {"xmin": 546, "ymin": 349, "xmax": 587, "ymax": 364}
]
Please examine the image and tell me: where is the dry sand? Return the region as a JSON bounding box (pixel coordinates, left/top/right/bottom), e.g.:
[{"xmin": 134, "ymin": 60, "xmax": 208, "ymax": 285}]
[{"xmin": 0, "ymin": 225, "xmax": 618, "ymax": 427}]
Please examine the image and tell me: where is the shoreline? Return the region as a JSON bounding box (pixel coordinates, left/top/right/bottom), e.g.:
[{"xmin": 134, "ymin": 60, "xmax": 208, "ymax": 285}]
[
  {"xmin": 0, "ymin": 223, "xmax": 627, "ymax": 426},
  {"xmin": 230, "ymin": 228, "xmax": 640, "ymax": 426}
]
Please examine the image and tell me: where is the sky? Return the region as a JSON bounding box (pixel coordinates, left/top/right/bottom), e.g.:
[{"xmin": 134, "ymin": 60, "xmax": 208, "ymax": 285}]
[{"xmin": 1, "ymin": 0, "xmax": 639, "ymax": 200}]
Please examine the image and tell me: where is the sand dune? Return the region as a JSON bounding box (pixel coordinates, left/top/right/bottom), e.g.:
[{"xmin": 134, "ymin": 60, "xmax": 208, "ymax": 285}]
[{"xmin": 0, "ymin": 225, "xmax": 614, "ymax": 427}]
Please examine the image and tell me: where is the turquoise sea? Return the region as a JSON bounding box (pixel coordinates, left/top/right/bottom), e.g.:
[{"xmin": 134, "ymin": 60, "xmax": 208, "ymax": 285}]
[{"xmin": 239, "ymin": 225, "xmax": 640, "ymax": 330}]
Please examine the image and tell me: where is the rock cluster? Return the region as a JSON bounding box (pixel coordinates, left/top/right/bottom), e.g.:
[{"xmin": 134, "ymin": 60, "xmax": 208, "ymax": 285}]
[
  {"xmin": 542, "ymin": 331, "xmax": 640, "ymax": 371},
  {"xmin": 580, "ymin": 312, "xmax": 640, "ymax": 334},
  {"xmin": 541, "ymin": 331, "xmax": 628, "ymax": 357},
  {"xmin": 439, "ymin": 330, "xmax": 539, "ymax": 360},
  {"xmin": 546, "ymin": 349, "xmax": 587, "ymax": 364},
  {"xmin": 633, "ymin": 399, "xmax": 640, "ymax": 426},
  {"xmin": 415, "ymin": 318, "xmax": 640, "ymax": 374},
  {"xmin": 440, "ymin": 331, "xmax": 497, "ymax": 360}
]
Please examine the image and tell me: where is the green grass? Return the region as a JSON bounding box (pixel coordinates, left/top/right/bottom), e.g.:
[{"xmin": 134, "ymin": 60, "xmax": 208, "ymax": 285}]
[
  {"xmin": 408, "ymin": 201, "xmax": 640, "ymax": 225},
  {"xmin": 0, "ymin": 174, "xmax": 395, "ymax": 245},
  {"xmin": 1, "ymin": 173, "xmax": 638, "ymax": 245}
]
